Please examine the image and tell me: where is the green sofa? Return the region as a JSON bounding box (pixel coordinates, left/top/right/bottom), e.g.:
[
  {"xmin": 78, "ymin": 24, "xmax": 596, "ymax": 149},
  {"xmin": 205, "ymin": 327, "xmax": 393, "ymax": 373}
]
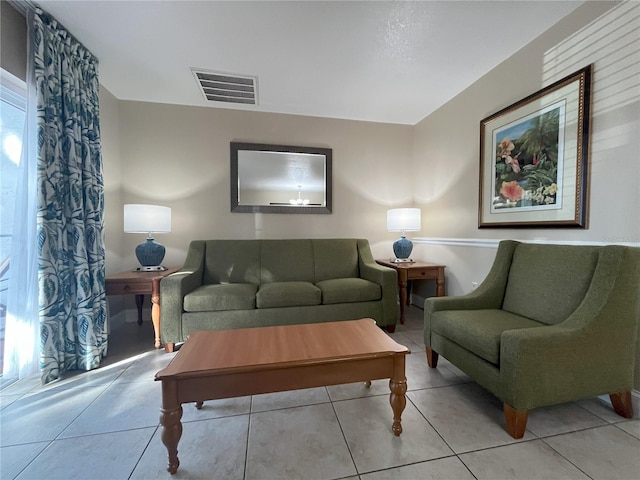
[
  {"xmin": 160, "ymin": 238, "xmax": 398, "ymax": 352},
  {"xmin": 424, "ymin": 240, "xmax": 640, "ymax": 438}
]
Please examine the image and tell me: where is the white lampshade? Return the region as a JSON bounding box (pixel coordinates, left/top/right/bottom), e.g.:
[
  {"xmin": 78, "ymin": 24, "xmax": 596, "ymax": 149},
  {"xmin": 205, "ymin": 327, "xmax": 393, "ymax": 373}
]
[
  {"xmin": 124, "ymin": 204, "xmax": 171, "ymax": 234},
  {"xmin": 387, "ymin": 208, "xmax": 421, "ymax": 232}
]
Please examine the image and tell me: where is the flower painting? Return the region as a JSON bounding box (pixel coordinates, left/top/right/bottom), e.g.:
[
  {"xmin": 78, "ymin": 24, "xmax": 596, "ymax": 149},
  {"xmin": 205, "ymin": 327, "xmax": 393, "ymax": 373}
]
[
  {"xmin": 479, "ymin": 65, "xmax": 591, "ymax": 228},
  {"xmin": 491, "ymin": 102, "xmax": 564, "ymax": 212}
]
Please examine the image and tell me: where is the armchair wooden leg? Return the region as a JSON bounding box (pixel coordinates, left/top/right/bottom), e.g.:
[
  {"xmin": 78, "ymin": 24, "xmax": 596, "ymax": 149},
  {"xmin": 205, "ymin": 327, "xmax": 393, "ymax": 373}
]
[
  {"xmin": 503, "ymin": 404, "xmax": 528, "ymax": 439},
  {"xmin": 610, "ymin": 391, "xmax": 634, "ymax": 418},
  {"xmin": 425, "ymin": 347, "xmax": 438, "ymax": 368}
]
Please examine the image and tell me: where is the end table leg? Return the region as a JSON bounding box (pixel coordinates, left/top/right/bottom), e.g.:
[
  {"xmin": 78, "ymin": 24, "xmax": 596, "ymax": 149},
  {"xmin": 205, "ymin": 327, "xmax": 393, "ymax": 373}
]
[
  {"xmin": 389, "ymin": 356, "xmax": 407, "ymax": 436},
  {"xmin": 160, "ymin": 380, "xmax": 183, "ymax": 474},
  {"xmin": 151, "ymin": 279, "xmax": 162, "ymax": 349}
]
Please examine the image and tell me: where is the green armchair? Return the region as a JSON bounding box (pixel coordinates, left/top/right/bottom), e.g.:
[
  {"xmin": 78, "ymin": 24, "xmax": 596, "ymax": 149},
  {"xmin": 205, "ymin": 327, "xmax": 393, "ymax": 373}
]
[{"xmin": 424, "ymin": 240, "xmax": 640, "ymax": 438}]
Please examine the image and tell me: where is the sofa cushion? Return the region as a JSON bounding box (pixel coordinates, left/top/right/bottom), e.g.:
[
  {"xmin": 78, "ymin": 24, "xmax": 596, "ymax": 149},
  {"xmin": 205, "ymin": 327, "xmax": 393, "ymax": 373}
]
[
  {"xmin": 260, "ymin": 240, "xmax": 315, "ymax": 283},
  {"xmin": 184, "ymin": 283, "xmax": 257, "ymax": 312},
  {"xmin": 203, "ymin": 240, "xmax": 261, "ymax": 285},
  {"xmin": 313, "ymin": 239, "xmax": 359, "ymax": 282},
  {"xmin": 431, "ymin": 309, "xmax": 544, "ymax": 365},
  {"xmin": 316, "ymin": 278, "xmax": 381, "ymax": 305},
  {"xmin": 502, "ymin": 244, "xmax": 599, "ymax": 325},
  {"xmin": 256, "ymin": 281, "xmax": 321, "ymax": 309}
]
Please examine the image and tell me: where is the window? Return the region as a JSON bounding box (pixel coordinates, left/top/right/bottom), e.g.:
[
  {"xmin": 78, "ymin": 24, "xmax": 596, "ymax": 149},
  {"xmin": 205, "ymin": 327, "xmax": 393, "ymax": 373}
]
[{"xmin": 0, "ymin": 69, "xmax": 27, "ymax": 375}]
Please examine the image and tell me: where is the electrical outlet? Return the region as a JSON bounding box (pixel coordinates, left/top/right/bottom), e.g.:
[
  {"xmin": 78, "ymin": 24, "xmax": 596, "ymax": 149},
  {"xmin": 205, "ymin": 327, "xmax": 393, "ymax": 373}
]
[{"xmin": 471, "ymin": 282, "xmax": 479, "ymax": 290}]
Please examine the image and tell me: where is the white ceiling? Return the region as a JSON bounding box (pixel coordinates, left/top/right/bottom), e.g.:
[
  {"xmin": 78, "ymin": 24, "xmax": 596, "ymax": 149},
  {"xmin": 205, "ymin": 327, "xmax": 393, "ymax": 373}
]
[{"xmin": 37, "ymin": 0, "xmax": 584, "ymax": 125}]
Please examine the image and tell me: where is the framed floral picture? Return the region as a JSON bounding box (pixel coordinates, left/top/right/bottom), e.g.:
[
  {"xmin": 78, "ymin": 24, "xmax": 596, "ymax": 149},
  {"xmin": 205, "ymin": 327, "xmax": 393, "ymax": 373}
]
[{"xmin": 479, "ymin": 65, "xmax": 592, "ymax": 228}]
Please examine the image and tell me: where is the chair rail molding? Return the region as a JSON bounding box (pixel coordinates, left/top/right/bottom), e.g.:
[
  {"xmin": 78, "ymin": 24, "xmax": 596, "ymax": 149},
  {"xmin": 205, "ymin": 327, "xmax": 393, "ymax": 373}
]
[{"xmin": 413, "ymin": 238, "xmax": 640, "ymax": 248}]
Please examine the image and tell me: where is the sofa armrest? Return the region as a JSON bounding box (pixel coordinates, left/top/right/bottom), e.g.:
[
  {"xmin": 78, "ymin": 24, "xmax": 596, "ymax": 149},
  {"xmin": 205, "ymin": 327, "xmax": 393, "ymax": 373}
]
[
  {"xmin": 357, "ymin": 239, "xmax": 398, "ymax": 326},
  {"xmin": 160, "ymin": 241, "xmax": 206, "ymax": 344}
]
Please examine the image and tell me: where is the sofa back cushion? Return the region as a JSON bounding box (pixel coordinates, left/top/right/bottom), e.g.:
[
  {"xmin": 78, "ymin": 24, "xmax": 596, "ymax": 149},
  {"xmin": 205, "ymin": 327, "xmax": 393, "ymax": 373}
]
[
  {"xmin": 203, "ymin": 240, "xmax": 261, "ymax": 285},
  {"xmin": 502, "ymin": 244, "xmax": 600, "ymax": 325},
  {"xmin": 260, "ymin": 240, "xmax": 315, "ymax": 283},
  {"xmin": 312, "ymin": 238, "xmax": 359, "ymax": 282}
]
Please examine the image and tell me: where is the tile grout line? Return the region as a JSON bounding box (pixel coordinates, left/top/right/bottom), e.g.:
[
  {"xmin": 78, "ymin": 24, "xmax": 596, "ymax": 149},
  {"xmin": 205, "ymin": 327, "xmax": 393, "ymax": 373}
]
[{"xmin": 328, "ymin": 386, "xmax": 360, "ymax": 478}]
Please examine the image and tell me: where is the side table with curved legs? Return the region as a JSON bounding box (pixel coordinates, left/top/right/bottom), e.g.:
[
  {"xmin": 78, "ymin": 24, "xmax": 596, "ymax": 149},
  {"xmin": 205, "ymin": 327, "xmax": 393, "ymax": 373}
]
[
  {"xmin": 376, "ymin": 260, "xmax": 446, "ymax": 324},
  {"xmin": 105, "ymin": 267, "xmax": 181, "ymax": 349}
]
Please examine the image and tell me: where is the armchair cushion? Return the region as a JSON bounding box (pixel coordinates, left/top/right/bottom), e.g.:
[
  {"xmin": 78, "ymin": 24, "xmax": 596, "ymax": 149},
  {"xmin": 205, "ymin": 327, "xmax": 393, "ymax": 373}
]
[
  {"xmin": 256, "ymin": 281, "xmax": 321, "ymax": 308},
  {"xmin": 502, "ymin": 244, "xmax": 599, "ymax": 325},
  {"xmin": 432, "ymin": 309, "xmax": 544, "ymax": 365},
  {"xmin": 316, "ymin": 278, "xmax": 381, "ymax": 305}
]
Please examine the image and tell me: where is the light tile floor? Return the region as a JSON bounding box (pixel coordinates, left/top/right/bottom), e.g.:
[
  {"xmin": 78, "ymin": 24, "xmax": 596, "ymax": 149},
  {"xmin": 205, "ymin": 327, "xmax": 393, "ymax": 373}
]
[{"xmin": 1, "ymin": 307, "xmax": 639, "ymax": 479}]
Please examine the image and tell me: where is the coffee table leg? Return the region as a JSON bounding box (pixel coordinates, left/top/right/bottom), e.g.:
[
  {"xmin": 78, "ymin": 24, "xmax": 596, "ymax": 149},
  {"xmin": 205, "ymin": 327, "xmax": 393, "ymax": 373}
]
[
  {"xmin": 389, "ymin": 356, "xmax": 407, "ymax": 436},
  {"xmin": 160, "ymin": 380, "xmax": 183, "ymax": 474}
]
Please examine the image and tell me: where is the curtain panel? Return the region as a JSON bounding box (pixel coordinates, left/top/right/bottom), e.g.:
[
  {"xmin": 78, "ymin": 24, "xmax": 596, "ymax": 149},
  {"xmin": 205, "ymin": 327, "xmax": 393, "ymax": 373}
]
[{"xmin": 32, "ymin": 8, "xmax": 108, "ymax": 384}]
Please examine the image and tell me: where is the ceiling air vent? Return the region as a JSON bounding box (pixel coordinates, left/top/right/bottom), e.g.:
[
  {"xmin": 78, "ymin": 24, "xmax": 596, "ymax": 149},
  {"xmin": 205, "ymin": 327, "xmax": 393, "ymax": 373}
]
[{"xmin": 192, "ymin": 69, "xmax": 258, "ymax": 105}]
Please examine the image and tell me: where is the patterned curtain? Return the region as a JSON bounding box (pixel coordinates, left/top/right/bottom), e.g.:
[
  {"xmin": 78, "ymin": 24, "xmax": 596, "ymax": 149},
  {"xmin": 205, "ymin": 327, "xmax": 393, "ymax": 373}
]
[{"xmin": 32, "ymin": 8, "xmax": 108, "ymax": 384}]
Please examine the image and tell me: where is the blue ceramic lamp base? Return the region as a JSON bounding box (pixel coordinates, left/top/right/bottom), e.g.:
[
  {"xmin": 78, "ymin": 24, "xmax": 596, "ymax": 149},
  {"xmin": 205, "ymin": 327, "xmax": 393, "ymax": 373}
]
[
  {"xmin": 392, "ymin": 235, "xmax": 415, "ymax": 263},
  {"xmin": 135, "ymin": 237, "xmax": 167, "ymax": 271}
]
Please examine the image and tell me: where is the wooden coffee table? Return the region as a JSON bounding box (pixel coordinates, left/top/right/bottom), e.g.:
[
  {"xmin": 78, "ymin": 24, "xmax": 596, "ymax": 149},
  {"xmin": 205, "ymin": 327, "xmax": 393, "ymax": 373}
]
[{"xmin": 154, "ymin": 318, "xmax": 410, "ymax": 474}]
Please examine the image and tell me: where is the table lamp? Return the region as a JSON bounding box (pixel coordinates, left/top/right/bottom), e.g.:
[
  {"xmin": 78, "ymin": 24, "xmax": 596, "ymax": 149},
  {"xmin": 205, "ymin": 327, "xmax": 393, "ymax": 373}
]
[
  {"xmin": 124, "ymin": 204, "xmax": 171, "ymax": 271},
  {"xmin": 387, "ymin": 208, "xmax": 421, "ymax": 263}
]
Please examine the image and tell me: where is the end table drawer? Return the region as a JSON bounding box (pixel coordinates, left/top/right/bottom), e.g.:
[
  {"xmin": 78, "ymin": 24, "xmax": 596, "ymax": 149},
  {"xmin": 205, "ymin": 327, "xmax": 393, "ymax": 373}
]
[
  {"xmin": 105, "ymin": 281, "xmax": 152, "ymax": 296},
  {"xmin": 407, "ymin": 268, "xmax": 441, "ymax": 281}
]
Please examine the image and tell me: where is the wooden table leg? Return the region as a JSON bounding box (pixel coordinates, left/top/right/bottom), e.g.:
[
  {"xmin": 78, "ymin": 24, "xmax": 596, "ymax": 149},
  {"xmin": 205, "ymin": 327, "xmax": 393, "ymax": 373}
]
[
  {"xmin": 436, "ymin": 270, "xmax": 446, "ymax": 297},
  {"xmin": 397, "ymin": 270, "xmax": 408, "ymax": 324},
  {"xmin": 151, "ymin": 278, "xmax": 162, "ymax": 349},
  {"xmin": 389, "ymin": 356, "xmax": 407, "ymax": 436},
  {"xmin": 160, "ymin": 380, "xmax": 183, "ymax": 474},
  {"xmin": 135, "ymin": 294, "xmax": 144, "ymax": 325}
]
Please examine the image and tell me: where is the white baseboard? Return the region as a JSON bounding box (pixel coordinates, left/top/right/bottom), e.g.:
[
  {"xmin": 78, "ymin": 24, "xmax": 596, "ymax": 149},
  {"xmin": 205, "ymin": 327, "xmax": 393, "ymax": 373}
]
[{"xmin": 412, "ymin": 294, "xmax": 427, "ymax": 310}]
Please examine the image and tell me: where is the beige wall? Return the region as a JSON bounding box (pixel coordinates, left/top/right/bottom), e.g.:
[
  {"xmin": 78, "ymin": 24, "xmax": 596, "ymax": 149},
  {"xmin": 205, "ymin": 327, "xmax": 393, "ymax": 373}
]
[
  {"xmin": 102, "ymin": 102, "xmax": 413, "ymax": 271},
  {"xmin": 413, "ymin": 1, "xmax": 637, "ymax": 246}
]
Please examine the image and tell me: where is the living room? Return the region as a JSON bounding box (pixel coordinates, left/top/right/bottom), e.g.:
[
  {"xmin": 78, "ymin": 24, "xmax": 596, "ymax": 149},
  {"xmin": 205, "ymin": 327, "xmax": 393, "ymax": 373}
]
[
  {"xmin": 1, "ymin": 1, "xmax": 639, "ymax": 479},
  {"xmin": 95, "ymin": 0, "xmax": 639, "ymax": 382}
]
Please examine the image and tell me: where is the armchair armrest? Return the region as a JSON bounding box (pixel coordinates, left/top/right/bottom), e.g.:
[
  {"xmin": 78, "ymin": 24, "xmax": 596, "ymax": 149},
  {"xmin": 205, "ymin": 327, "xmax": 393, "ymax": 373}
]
[
  {"xmin": 425, "ymin": 240, "xmax": 519, "ymax": 338},
  {"xmin": 160, "ymin": 241, "xmax": 206, "ymax": 344},
  {"xmin": 499, "ymin": 323, "xmax": 621, "ymax": 410}
]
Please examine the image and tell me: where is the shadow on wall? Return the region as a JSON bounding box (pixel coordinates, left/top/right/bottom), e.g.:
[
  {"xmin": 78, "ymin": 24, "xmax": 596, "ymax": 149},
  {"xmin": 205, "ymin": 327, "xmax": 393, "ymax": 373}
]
[{"xmin": 542, "ymin": 2, "xmax": 639, "ymax": 120}]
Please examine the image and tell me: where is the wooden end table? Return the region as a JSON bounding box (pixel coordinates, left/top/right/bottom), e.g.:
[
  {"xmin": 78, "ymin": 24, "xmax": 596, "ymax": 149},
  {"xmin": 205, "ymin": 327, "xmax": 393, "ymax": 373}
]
[
  {"xmin": 376, "ymin": 259, "xmax": 446, "ymax": 324},
  {"xmin": 155, "ymin": 318, "xmax": 409, "ymax": 474},
  {"xmin": 105, "ymin": 267, "xmax": 181, "ymax": 349}
]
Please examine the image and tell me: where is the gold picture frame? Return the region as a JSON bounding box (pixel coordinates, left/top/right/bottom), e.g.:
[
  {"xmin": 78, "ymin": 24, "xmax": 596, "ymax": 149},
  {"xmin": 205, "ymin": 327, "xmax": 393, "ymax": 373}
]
[{"xmin": 479, "ymin": 65, "xmax": 592, "ymax": 228}]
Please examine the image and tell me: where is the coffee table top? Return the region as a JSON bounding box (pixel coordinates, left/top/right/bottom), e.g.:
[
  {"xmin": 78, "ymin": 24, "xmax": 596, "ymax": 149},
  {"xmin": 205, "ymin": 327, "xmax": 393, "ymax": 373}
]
[{"xmin": 155, "ymin": 318, "xmax": 409, "ymax": 380}]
